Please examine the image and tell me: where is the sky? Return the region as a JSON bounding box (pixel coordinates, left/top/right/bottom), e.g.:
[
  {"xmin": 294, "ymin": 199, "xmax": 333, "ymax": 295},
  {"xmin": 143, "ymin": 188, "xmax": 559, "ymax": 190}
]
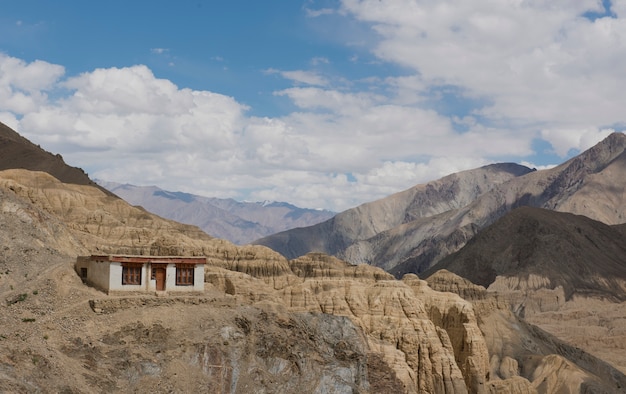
[{"xmin": 1, "ymin": 0, "xmax": 625, "ymax": 212}]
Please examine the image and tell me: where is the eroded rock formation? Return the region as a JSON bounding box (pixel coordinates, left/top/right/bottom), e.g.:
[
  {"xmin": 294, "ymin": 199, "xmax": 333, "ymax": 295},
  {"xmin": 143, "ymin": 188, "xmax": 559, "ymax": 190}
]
[{"xmin": 2, "ymin": 167, "xmax": 625, "ymax": 393}]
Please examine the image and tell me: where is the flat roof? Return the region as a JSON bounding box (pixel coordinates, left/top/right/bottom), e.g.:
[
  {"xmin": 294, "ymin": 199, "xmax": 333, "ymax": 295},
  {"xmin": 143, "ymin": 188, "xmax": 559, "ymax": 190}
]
[{"xmin": 90, "ymin": 255, "xmax": 206, "ymax": 264}]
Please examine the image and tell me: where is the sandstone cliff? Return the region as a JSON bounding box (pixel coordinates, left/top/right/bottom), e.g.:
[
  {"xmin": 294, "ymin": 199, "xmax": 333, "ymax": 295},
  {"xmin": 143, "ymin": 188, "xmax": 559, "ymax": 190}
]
[{"xmin": 425, "ymin": 270, "xmax": 626, "ymax": 393}]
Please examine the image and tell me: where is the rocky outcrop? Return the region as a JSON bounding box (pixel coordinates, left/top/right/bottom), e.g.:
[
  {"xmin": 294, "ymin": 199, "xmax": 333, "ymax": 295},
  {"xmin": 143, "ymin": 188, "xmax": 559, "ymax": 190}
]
[
  {"xmin": 425, "ymin": 270, "xmax": 626, "ymax": 394},
  {"xmin": 403, "ymin": 274, "xmax": 490, "ymax": 392},
  {"xmin": 207, "ymin": 255, "xmax": 626, "ymax": 393},
  {"xmin": 208, "ymin": 254, "xmax": 490, "ymax": 393}
]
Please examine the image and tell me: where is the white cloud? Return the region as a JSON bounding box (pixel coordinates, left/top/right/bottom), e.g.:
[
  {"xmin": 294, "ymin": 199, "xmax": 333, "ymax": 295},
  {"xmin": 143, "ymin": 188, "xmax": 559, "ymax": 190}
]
[
  {"xmin": 150, "ymin": 48, "xmax": 169, "ymax": 55},
  {"xmin": 4, "ymin": 1, "xmax": 626, "ymax": 212},
  {"xmin": 338, "ymin": 0, "xmax": 626, "ymax": 137},
  {"xmin": 6, "ymin": 58, "xmax": 500, "ymax": 211},
  {"xmin": 305, "ymin": 7, "xmax": 335, "ymax": 18},
  {"xmin": 0, "ymin": 53, "xmax": 65, "ymax": 114},
  {"xmin": 0, "ymin": 54, "xmax": 64, "ymax": 93},
  {"xmin": 540, "ymin": 127, "xmax": 615, "ymax": 157},
  {"xmin": 265, "ymin": 68, "xmax": 329, "ymax": 86},
  {"xmin": 311, "ymin": 56, "xmax": 330, "ymax": 65}
]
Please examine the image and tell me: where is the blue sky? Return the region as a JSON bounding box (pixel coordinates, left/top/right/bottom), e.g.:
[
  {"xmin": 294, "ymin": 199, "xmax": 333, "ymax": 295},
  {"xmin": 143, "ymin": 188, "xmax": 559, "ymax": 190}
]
[{"xmin": 1, "ymin": 0, "xmax": 625, "ymax": 211}]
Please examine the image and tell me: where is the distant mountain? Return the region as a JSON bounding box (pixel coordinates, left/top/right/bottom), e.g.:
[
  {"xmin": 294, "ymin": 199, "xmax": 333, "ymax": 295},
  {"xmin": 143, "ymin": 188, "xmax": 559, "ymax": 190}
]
[
  {"xmin": 423, "ymin": 206, "xmax": 626, "ymax": 301},
  {"xmin": 255, "ymin": 133, "xmax": 626, "ymax": 275},
  {"xmin": 97, "ymin": 182, "xmax": 335, "ymax": 245},
  {"xmin": 254, "ymin": 162, "xmax": 533, "ymax": 267}
]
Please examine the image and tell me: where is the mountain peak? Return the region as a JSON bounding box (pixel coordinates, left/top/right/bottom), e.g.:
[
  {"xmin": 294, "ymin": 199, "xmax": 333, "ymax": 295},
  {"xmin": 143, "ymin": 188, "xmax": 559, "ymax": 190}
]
[{"xmin": 564, "ymin": 131, "xmax": 626, "ymax": 173}]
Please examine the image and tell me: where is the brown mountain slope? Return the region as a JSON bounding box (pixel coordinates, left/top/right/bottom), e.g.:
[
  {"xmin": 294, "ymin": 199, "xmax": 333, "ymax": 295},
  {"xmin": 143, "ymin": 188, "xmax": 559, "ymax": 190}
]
[
  {"xmin": 422, "ymin": 206, "xmax": 626, "ymax": 300},
  {"xmin": 0, "ymin": 121, "xmax": 111, "ymax": 194},
  {"xmin": 254, "ymin": 163, "xmax": 533, "ymax": 261},
  {"xmin": 257, "ymin": 133, "xmax": 626, "ymax": 275}
]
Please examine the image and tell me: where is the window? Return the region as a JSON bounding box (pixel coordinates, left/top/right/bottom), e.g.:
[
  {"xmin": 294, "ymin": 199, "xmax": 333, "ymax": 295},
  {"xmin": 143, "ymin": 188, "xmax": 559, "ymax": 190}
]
[
  {"xmin": 176, "ymin": 264, "xmax": 194, "ymax": 286},
  {"xmin": 80, "ymin": 267, "xmax": 88, "ymax": 279},
  {"xmin": 122, "ymin": 264, "xmax": 142, "ymax": 285}
]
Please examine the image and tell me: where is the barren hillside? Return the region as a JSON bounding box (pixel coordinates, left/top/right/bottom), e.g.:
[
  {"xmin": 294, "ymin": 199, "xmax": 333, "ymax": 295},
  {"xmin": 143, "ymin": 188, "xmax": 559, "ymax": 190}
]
[
  {"xmin": 0, "ymin": 122, "xmax": 110, "ymax": 195},
  {"xmin": 255, "ymin": 133, "xmax": 626, "ymax": 275},
  {"xmin": 1, "ymin": 123, "xmax": 626, "ymax": 393}
]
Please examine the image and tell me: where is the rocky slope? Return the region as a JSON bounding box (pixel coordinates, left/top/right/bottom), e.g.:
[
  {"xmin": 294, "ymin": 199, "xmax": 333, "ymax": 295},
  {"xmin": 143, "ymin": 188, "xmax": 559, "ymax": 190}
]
[
  {"xmin": 422, "ymin": 207, "xmax": 626, "ymax": 377},
  {"xmin": 0, "ymin": 121, "xmax": 109, "ymax": 194},
  {"xmin": 255, "ymin": 133, "xmax": 626, "ymax": 275},
  {"xmin": 98, "ymin": 181, "xmax": 335, "ymax": 245},
  {"xmin": 423, "ymin": 206, "xmax": 626, "ymax": 300},
  {"xmin": 2, "ymin": 123, "xmax": 626, "ymax": 393},
  {"xmin": 254, "ymin": 163, "xmax": 533, "ymax": 265},
  {"xmin": 2, "ymin": 169, "xmax": 624, "ymax": 392}
]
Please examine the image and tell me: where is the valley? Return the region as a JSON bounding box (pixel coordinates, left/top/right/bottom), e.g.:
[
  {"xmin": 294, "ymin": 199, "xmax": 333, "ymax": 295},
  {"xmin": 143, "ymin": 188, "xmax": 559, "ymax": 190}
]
[{"xmin": 1, "ymin": 122, "xmax": 626, "ymax": 393}]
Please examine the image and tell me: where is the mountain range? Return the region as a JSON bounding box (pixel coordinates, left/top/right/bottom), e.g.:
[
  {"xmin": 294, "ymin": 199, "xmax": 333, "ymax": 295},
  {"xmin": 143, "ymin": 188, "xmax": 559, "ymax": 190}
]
[
  {"xmin": 424, "ymin": 206, "xmax": 626, "ymax": 300},
  {"xmin": 2, "ymin": 120, "xmax": 626, "ymax": 393},
  {"xmin": 254, "ymin": 133, "xmax": 626, "ymax": 276},
  {"xmin": 97, "ymin": 181, "xmax": 335, "ymax": 245}
]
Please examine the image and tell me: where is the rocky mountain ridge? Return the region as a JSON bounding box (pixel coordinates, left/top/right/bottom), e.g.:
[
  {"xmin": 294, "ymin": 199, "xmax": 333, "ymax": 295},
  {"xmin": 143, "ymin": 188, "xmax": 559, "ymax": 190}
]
[
  {"xmin": 98, "ymin": 181, "xmax": 335, "ymax": 245},
  {"xmin": 423, "ymin": 206, "xmax": 626, "ymax": 300},
  {"xmin": 254, "ymin": 163, "xmax": 533, "ymax": 265},
  {"xmin": 255, "ymin": 133, "xmax": 626, "ymax": 275},
  {"xmin": 0, "ymin": 121, "xmax": 110, "ymax": 195}
]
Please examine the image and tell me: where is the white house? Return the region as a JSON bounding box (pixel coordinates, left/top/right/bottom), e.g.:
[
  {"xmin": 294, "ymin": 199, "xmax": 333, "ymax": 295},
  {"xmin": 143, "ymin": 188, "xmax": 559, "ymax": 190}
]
[{"xmin": 76, "ymin": 255, "xmax": 205, "ymax": 294}]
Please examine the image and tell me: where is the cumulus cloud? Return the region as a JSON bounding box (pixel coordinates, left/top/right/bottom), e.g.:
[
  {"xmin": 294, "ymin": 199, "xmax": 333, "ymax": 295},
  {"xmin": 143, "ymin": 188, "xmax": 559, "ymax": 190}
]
[
  {"xmin": 338, "ymin": 0, "xmax": 626, "ymax": 150},
  {"xmin": 4, "ymin": 1, "xmax": 626, "ymax": 212},
  {"xmin": 0, "ymin": 53, "xmax": 64, "ymax": 114}
]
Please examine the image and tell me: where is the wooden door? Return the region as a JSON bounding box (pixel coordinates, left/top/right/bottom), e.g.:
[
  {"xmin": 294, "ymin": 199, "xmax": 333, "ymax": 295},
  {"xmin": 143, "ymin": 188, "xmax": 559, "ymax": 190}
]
[{"xmin": 155, "ymin": 268, "xmax": 166, "ymax": 291}]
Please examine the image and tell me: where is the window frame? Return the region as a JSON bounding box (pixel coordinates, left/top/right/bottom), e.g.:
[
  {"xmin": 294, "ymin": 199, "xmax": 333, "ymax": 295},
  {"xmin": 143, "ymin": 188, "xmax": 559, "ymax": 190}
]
[
  {"xmin": 175, "ymin": 264, "xmax": 195, "ymax": 286},
  {"xmin": 122, "ymin": 263, "xmax": 142, "ymax": 285}
]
